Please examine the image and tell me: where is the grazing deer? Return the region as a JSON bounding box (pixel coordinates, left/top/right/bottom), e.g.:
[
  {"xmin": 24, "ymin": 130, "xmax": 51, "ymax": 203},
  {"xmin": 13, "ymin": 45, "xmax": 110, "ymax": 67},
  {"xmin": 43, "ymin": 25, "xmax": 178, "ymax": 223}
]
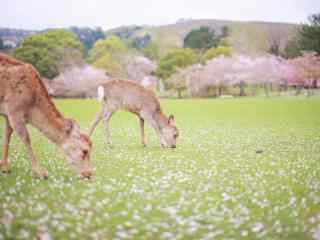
[
  {"xmin": 0, "ymin": 54, "xmax": 92, "ymax": 179},
  {"xmin": 88, "ymin": 80, "xmax": 179, "ymax": 148}
]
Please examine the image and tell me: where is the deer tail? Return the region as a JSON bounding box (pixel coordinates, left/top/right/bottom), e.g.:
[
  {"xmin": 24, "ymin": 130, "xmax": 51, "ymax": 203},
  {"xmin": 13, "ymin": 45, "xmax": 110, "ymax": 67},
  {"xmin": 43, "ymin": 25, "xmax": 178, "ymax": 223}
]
[{"xmin": 97, "ymin": 86, "xmax": 105, "ymax": 102}]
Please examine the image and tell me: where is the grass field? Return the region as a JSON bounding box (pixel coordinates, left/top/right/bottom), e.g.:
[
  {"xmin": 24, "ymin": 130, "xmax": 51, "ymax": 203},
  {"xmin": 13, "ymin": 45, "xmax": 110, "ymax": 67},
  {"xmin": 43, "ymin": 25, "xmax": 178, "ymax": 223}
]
[{"xmin": 0, "ymin": 97, "xmax": 320, "ymax": 239}]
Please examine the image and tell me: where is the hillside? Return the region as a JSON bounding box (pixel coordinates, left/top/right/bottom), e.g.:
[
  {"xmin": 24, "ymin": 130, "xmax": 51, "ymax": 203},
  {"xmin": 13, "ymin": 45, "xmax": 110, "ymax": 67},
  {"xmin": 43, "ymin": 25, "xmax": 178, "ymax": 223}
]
[
  {"xmin": 1, "ymin": 19, "xmax": 299, "ymax": 55},
  {"xmin": 107, "ymin": 19, "xmax": 299, "ymax": 56}
]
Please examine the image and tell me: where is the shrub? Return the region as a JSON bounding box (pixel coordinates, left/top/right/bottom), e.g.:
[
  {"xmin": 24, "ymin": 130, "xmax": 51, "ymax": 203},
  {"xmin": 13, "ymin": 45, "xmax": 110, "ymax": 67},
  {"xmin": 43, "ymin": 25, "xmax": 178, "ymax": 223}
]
[
  {"xmin": 13, "ymin": 29, "xmax": 84, "ymax": 79},
  {"xmin": 155, "ymin": 48, "xmax": 197, "ymax": 79},
  {"xmin": 202, "ymin": 46, "xmax": 232, "ymax": 62}
]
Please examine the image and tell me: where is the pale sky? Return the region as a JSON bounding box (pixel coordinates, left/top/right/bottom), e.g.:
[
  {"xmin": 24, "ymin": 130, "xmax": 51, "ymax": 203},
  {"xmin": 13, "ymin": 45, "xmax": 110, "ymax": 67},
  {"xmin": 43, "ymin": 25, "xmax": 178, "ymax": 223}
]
[{"xmin": 1, "ymin": 0, "xmax": 320, "ymax": 30}]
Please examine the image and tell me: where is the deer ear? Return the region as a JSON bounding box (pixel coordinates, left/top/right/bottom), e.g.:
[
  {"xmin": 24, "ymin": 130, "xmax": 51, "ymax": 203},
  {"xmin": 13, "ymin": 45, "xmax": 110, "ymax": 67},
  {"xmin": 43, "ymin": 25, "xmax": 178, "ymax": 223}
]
[
  {"xmin": 65, "ymin": 119, "xmax": 74, "ymax": 135},
  {"xmin": 168, "ymin": 114, "xmax": 175, "ymax": 125},
  {"xmin": 65, "ymin": 119, "xmax": 80, "ymax": 135}
]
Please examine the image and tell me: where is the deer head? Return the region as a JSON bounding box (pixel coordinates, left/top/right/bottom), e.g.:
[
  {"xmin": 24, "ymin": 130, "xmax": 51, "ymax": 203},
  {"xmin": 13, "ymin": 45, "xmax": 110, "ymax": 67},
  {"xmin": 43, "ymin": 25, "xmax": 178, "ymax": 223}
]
[
  {"xmin": 61, "ymin": 119, "xmax": 92, "ymax": 178},
  {"xmin": 160, "ymin": 114, "xmax": 179, "ymax": 148}
]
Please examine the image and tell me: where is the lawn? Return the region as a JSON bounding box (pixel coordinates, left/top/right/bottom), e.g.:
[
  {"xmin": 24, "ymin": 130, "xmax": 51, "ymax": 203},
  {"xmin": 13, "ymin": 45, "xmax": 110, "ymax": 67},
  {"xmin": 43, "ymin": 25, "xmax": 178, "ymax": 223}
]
[{"xmin": 0, "ymin": 97, "xmax": 320, "ymax": 239}]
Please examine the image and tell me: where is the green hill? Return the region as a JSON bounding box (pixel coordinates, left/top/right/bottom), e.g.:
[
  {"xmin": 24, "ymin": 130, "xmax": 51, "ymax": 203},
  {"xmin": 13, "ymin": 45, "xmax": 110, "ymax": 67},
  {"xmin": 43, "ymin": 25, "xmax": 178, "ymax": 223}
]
[{"xmin": 107, "ymin": 19, "xmax": 299, "ymax": 56}]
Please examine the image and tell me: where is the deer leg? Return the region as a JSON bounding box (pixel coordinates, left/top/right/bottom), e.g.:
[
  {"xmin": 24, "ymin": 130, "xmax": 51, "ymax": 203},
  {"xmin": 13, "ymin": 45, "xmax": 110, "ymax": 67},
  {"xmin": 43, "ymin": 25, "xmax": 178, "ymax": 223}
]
[
  {"xmin": 88, "ymin": 107, "xmax": 106, "ymax": 137},
  {"xmin": 103, "ymin": 111, "xmax": 113, "ymax": 145},
  {"xmin": 9, "ymin": 117, "xmax": 47, "ymax": 179},
  {"xmin": 139, "ymin": 117, "xmax": 146, "ymax": 147},
  {"xmin": 1, "ymin": 117, "xmax": 13, "ymax": 173}
]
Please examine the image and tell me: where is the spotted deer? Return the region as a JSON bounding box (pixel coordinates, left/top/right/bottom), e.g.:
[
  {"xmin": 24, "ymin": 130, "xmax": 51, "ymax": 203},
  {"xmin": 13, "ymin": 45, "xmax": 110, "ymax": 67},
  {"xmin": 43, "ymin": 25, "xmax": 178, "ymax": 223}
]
[
  {"xmin": 0, "ymin": 54, "xmax": 92, "ymax": 178},
  {"xmin": 89, "ymin": 80, "xmax": 179, "ymax": 148}
]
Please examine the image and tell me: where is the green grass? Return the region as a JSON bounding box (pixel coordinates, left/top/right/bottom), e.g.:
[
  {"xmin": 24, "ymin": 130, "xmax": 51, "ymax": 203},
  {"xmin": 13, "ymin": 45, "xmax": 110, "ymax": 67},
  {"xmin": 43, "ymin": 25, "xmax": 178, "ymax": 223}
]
[{"xmin": 1, "ymin": 98, "xmax": 320, "ymax": 239}]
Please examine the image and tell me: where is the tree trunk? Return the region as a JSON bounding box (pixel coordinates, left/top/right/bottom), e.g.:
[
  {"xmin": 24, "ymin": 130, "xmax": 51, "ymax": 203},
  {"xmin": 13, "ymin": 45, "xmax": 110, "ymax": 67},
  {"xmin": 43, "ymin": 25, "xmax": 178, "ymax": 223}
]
[
  {"xmin": 218, "ymin": 86, "xmax": 223, "ymax": 96},
  {"xmin": 284, "ymin": 80, "xmax": 288, "ymax": 91},
  {"xmin": 177, "ymin": 89, "xmax": 182, "ymax": 98},
  {"xmin": 278, "ymin": 85, "xmax": 282, "ymax": 96},
  {"xmin": 251, "ymin": 84, "xmax": 257, "ymax": 96},
  {"xmin": 295, "ymin": 85, "xmax": 303, "ymax": 96},
  {"xmin": 264, "ymin": 83, "xmax": 269, "ymax": 97},
  {"xmin": 239, "ymin": 81, "xmax": 246, "ymax": 96},
  {"xmin": 312, "ymin": 79, "xmax": 317, "ymax": 89},
  {"xmin": 307, "ymin": 85, "xmax": 313, "ymax": 97}
]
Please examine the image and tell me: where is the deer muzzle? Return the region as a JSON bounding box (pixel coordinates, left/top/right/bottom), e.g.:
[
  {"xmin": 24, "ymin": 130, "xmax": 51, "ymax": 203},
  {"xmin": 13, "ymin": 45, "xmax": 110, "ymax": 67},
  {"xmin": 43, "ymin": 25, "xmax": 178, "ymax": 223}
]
[{"xmin": 80, "ymin": 170, "xmax": 92, "ymax": 179}]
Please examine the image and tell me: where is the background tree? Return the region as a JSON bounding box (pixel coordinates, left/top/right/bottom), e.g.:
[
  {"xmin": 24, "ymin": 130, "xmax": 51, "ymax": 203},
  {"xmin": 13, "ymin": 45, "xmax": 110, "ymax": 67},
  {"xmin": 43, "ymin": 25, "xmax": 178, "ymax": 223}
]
[
  {"xmin": 225, "ymin": 55, "xmax": 256, "ymax": 96},
  {"xmin": 155, "ymin": 48, "xmax": 197, "ymax": 80},
  {"xmin": 131, "ymin": 34, "xmax": 152, "ymax": 49},
  {"xmin": 0, "ymin": 38, "xmax": 4, "ymax": 49},
  {"xmin": 185, "ymin": 55, "xmax": 287, "ymax": 97},
  {"xmin": 298, "ymin": 13, "xmax": 320, "ymax": 54},
  {"xmin": 167, "ymin": 68, "xmax": 190, "ymax": 98},
  {"xmin": 200, "ymin": 57, "xmax": 231, "ymax": 96},
  {"xmin": 221, "ymin": 26, "xmax": 230, "ymax": 39},
  {"xmin": 108, "ymin": 25, "xmax": 143, "ymax": 39},
  {"xmin": 202, "ymin": 46, "xmax": 232, "ymax": 62},
  {"xmin": 281, "ymin": 53, "xmax": 320, "ymax": 96},
  {"xmin": 283, "ymin": 38, "xmax": 301, "ymax": 58},
  {"xmin": 183, "ymin": 27, "xmax": 219, "ymax": 51},
  {"xmin": 142, "ymin": 42, "xmax": 160, "ymax": 60},
  {"xmin": 88, "ymin": 36, "xmax": 128, "ymax": 76},
  {"xmin": 250, "ymin": 56, "xmax": 283, "ymax": 96},
  {"xmin": 91, "ymin": 53, "xmax": 122, "ymax": 77},
  {"xmin": 124, "ymin": 56, "xmax": 156, "ymax": 82},
  {"xmin": 46, "ymin": 65, "xmax": 109, "ymax": 98},
  {"xmin": 13, "ymin": 29, "xmax": 84, "ymax": 79},
  {"xmin": 268, "ymin": 41, "xmax": 281, "ymax": 56},
  {"xmin": 219, "ymin": 25, "xmax": 231, "ymax": 46},
  {"xmin": 188, "ymin": 55, "xmax": 253, "ymax": 97},
  {"xmin": 13, "ymin": 47, "xmax": 59, "ymax": 79},
  {"xmin": 88, "ymin": 36, "xmax": 127, "ymax": 62},
  {"xmin": 69, "ymin": 27, "xmax": 105, "ymax": 52}
]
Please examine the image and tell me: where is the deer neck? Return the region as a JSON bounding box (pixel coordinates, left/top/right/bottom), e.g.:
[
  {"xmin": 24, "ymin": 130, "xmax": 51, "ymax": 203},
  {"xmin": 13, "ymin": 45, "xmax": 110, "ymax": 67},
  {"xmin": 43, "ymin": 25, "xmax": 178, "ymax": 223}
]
[
  {"xmin": 29, "ymin": 96, "xmax": 68, "ymax": 146},
  {"xmin": 154, "ymin": 111, "xmax": 168, "ymax": 131}
]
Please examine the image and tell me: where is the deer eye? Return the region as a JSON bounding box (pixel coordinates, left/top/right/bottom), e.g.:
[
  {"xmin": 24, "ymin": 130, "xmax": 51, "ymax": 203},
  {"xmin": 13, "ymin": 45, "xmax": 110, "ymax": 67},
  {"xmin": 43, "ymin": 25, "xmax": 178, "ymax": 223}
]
[{"xmin": 82, "ymin": 150, "xmax": 88, "ymax": 158}]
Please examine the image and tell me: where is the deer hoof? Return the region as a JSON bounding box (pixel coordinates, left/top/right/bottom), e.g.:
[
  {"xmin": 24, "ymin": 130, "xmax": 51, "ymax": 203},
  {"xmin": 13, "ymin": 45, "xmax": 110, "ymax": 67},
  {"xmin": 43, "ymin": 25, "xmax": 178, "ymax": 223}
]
[
  {"xmin": 0, "ymin": 163, "xmax": 11, "ymax": 174},
  {"xmin": 34, "ymin": 170, "xmax": 48, "ymax": 180},
  {"xmin": 1, "ymin": 168, "xmax": 11, "ymax": 174}
]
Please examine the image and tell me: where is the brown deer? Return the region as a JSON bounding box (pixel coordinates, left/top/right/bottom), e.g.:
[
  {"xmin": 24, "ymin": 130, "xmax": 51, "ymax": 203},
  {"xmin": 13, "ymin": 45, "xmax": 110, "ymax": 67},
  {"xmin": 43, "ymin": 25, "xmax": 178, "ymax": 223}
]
[
  {"xmin": 0, "ymin": 54, "xmax": 92, "ymax": 179},
  {"xmin": 88, "ymin": 79, "xmax": 179, "ymax": 148}
]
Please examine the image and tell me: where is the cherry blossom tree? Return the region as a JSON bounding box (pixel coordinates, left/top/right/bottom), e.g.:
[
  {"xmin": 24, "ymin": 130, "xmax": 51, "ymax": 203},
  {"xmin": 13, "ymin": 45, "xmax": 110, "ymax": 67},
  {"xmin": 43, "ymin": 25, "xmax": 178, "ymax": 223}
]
[
  {"xmin": 250, "ymin": 55, "xmax": 283, "ymax": 96},
  {"xmin": 124, "ymin": 56, "xmax": 157, "ymax": 84},
  {"xmin": 45, "ymin": 65, "xmax": 109, "ymax": 98},
  {"xmin": 184, "ymin": 55, "xmax": 250, "ymax": 97},
  {"xmin": 188, "ymin": 55, "xmax": 280, "ymax": 96},
  {"xmin": 228, "ymin": 55, "xmax": 257, "ymax": 96},
  {"xmin": 172, "ymin": 52, "xmax": 319, "ymax": 98},
  {"xmin": 167, "ymin": 68, "xmax": 188, "ymax": 98},
  {"xmin": 281, "ymin": 52, "xmax": 320, "ymax": 96}
]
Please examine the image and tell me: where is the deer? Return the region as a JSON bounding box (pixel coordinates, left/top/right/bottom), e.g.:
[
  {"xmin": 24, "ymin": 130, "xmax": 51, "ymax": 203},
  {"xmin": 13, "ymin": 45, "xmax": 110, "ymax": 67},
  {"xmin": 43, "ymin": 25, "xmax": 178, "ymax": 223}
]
[
  {"xmin": 88, "ymin": 79, "xmax": 179, "ymax": 148},
  {"xmin": 0, "ymin": 53, "xmax": 92, "ymax": 179}
]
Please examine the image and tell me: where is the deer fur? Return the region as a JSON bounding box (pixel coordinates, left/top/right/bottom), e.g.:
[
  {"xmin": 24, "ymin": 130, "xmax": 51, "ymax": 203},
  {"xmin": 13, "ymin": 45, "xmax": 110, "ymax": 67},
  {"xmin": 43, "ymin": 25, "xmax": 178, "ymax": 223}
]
[
  {"xmin": 0, "ymin": 53, "xmax": 92, "ymax": 178},
  {"xmin": 89, "ymin": 79, "xmax": 179, "ymax": 148}
]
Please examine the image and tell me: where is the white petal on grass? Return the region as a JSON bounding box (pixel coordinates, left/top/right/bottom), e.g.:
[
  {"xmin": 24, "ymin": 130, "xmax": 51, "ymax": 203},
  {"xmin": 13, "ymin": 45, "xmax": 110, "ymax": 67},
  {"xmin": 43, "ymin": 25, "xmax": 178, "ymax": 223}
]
[{"xmin": 252, "ymin": 222, "xmax": 264, "ymax": 233}]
